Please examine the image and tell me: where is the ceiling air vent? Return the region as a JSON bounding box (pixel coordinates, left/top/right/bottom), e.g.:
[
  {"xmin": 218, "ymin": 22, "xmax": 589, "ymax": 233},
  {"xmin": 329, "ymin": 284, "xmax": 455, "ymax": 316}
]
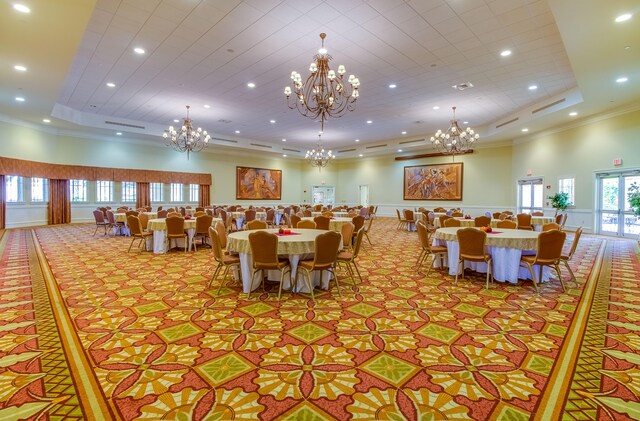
[
  {"xmin": 213, "ymin": 137, "xmax": 237, "ymax": 144},
  {"xmin": 495, "ymin": 117, "xmax": 519, "ymax": 129},
  {"xmin": 338, "ymin": 148, "xmax": 356, "ymax": 153},
  {"xmin": 532, "ymin": 98, "xmax": 566, "ymax": 114},
  {"xmin": 250, "ymin": 143, "xmax": 272, "ymax": 149},
  {"xmin": 105, "ymin": 121, "xmax": 145, "ymax": 129},
  {"xmin": 365, "ymin": 144, "xmax": 387, "ymax": 149},
  {"xmin": 452, "ymin": 82, "xmax": 474, "ymax": 91},
  {"xmin": 399, "ymin": 138, "xmax": 425, "ymax": 145},
  {"xmin": 283, "ymin": 148, "xmax": 301, "ymax": 153}
]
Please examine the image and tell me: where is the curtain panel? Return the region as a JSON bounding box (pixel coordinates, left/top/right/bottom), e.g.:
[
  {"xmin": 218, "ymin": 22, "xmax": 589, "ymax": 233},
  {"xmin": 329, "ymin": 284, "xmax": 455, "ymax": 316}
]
[
  {"xmin": 0, "ymin": 175, "xmax": 5, "ymax": 230},
  {"xmin": 136, "ymin": 182, "xmax": 151, "ymax": 209},
  {"xmin": 48, "ymin": 179, "xmax": 71, "ymax": 225},
  {"xmin": 199, "ymin": 185, "xmax": 211, "ymax": 208}
]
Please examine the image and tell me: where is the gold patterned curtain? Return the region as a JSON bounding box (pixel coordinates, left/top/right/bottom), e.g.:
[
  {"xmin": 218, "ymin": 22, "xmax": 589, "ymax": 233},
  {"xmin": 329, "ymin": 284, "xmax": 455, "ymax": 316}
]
[
  {"xmin": 199, "ymin": 185, "xmax": 210, "ymax": 207},
  {"xmin": 0, "ymin": 175, "xmax": 5, "ymax": 230},
  {"xmin": 48, "ymin": 179, "xmax": 71, "ymax": 225},
  {"xmin": 136, "ymin": 182, "xmax": 150, "ymax": 209}
]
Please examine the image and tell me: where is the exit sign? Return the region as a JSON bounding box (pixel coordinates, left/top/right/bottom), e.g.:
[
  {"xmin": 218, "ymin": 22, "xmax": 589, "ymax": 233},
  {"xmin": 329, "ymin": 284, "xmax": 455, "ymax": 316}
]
[{"xmin": 613, "ymin": 158, "xmax": 623, "ymax": 166}]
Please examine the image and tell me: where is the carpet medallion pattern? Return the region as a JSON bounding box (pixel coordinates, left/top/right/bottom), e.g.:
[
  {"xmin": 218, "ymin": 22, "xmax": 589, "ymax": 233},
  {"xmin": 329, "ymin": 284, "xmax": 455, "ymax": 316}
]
[{"xmin": 0, "ymin": 218, "xmax": 637, "ymax": 420}]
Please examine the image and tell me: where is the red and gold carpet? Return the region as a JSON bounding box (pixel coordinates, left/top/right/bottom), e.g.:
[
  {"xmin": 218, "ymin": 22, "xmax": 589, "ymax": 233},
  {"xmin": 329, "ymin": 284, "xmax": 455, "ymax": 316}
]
[{"xmin": 0, "ymin": 218, "xmax": 638, "ymax": 420}]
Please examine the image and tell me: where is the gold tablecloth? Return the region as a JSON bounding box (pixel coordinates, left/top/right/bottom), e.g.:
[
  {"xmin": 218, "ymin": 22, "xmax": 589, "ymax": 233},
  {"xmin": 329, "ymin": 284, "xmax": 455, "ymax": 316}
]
[
  {"xmin": 301, "ymin": 217, "xmax": 352, "ymax": 232},
  {"xmin": 434, "ymin": 227, "xmax": 540, "ymax": 250},
  {"xmin": 147, "ymin": 217, "xmax": 222, "ymax": 231},
  {"xmin": 227, "ymin": 229, "xmax": 328, "ymax": 255}
]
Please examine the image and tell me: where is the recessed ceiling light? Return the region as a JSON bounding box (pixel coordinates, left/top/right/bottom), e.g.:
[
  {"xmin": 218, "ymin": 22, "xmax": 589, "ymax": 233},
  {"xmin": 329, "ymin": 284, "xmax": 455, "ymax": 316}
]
[
  {"xmin": 433, "ymin": 106, "xmax": 440, "ymax": 110},
  {"xmin": 615, "ymin": 13, "xmax": 632, "ymax": 23},
  {"xmin": 569, "ymin": 111, "xmax": 578, "ymax": 116},
  {"xmin": 133, "ymin": 47, "xmax": 145, "ymax": 55},
  {"xmin": 616, "ymin": 77, "xmax": 628, "ymax": 83},
  {"xmin": 366, "ymin": 120, "xmax": 372, "ymax": 124},
  {"xmin": 15, "ymin": 97, "xmax": 25, "ymax": 102},
  {"xmin": 270, "ymin": 119, "xmax": 276, "ymax": 123},
  {"xmin": 14, "ymin": 65, "xmax": 27, "ymax": 72},
  {"xmin": 282, "ymin": 138, "xmax": 286, "ymax": 142},
  {"xmin": 463, "ymin": 121, "xmax": 468, "ymax": 124},
  {"xmin": 13, "ymin": 4, "xmax": 30, "ymax": 13},
  {"xmin": 358, "ymin": 154, "xmax": 363, "ymax": 157},
  {"xmin": 528, "ymin": 85, "xmax": 538, "ymax": 90},
  {"xmin": 521, "ymin": 128, "xmax": 529, "ymax": 132},
  {"xmin": 204, "ymin": 104, "xmax": 211, "ymax": 108},
  {"xmin": 247, "ymin": 82, "xmax": 255, "ymax": 88},
  {"xmin": 106, "ymin": 82, "xmax": 115, "ymax": 88},
  {"xmin": 500, "ymin": 50, "xmax": 512, "ymax": 57},
  {"xmin": 116, "ymin": 132, "xmax": 122, "ymax": 136},
  {"xmin": 397, "ymin": 149, "xmax": 403, "ymax": 152},
  {"xmin": 173, "ymin": 119, "xmax": 179, "ymax": 123},
  {"xmin": 42, "ymin": 119, "xmax": 50, "ymax": 123},
  {"xmin": 355, "ymin": 139, "xmax": 360, "ymax": 142},
  {"xmin": 282, "ymin": 154, "xmax": 287, "ymax": 157},
  {"xmin": 401, "ymin": 131, "xmax": 407, "ymax": 135},
  {"xmin": 388, "ymin": 84, "xmax": 396, "ymax": 88}
]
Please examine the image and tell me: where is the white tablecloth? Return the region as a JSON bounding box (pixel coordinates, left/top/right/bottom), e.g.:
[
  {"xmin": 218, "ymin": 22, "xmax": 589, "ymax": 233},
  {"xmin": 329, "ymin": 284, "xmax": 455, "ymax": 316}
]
[
  {"xmin": 147, "ymin": 217, "xmax": 222, "ymax": 253},
  {"xmin": 226, "ymin": 229, "xmax": 341, "ymax": 293},
  {"xmin": 301, "ymin": 217, "xmax": 353, "ymax": 232},
  {"xmin": 433, "ymin": 227, "xmax": 550, "ymax": 283},
  {"xmin": 531, "ymin": 216, "xmax": 556, "ymax": 231},
  {"xmin": 230, "ymin": 211, "xmax": 267, "ymax": 230}
]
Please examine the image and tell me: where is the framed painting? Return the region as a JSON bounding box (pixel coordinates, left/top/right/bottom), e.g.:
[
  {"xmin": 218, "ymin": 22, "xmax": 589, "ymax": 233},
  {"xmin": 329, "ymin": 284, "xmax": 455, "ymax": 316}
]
[
  {"xmin": 236, "ymin": 166, "xmax": 282, "ymax": 200},
  {"xmin": 403, "ymin": 162, "xmax": 463, "ymax": 200}
]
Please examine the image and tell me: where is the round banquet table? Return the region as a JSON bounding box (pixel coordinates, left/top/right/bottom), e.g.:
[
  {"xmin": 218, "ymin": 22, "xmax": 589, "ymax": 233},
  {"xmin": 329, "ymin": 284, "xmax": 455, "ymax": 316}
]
[
  {"xmin": 531, "ymin": 216, "xmax": 556, "ymax": 231},
  {"xmin": 301, "ymin": 216, "xmax": 353, "ymax": 232},
  {"xmin": 433, "ymin": 227, "xmax": 551, "ymax": 283},
  {"xmin": 434, "ymin": 217, "xmax": 502, "ymax": 228},
  {"xmin": 147, "ymin": 217, "xmax": 222, "ymax": 253},
  {"xmin": 311, "ymin": 211, "xmax": 350, "ymax": 218},
  {"xmin": 226, "ymin": 228, "xmax": 342, "ymax": 293},
  {"xmin": 230, "ymin": 211, "xmax": 267, "ymax": 230}
]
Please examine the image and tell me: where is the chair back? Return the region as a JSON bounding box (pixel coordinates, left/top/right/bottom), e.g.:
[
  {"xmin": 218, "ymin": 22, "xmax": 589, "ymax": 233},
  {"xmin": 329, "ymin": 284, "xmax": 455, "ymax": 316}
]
[
  {"xmin": 341, "ymin": 222, "xmax": 355, "ymax": 248},
  {"xmin": 180, "ymin": 207, "xmax": 186, "ymax": 217},
  {"xmin": 156, "ymin": 206, "xmax": 163, "ymax": 211},
  {"xmin": 196, "ymin": 214, "xmax": 213, "ymax": 234},
  {"xmin": 457, "ymin": 228, "xmax": 487, "ymax": 258},
  {"xmin": 127, "ymin": 215, "xmax": 142, "ymax": 236},
  {"xmin": 248, "ymin": 231, "xmax": 280, "ymax": 269},
  {"xmin": 313, "ymin": 204, "xmax": 322, "ymax": 212},
  {"xmin": 451, "ymin": 212, "xmax": 464, "ymax": 217},
  {"xmin": 439, "ymin": 215, "xmax": 452, "ymax": 227},
  {"xmin": 301, "ymin": 209, "xmax": 311, "ymax": 217},
  {"xmin": 314, "ymin": 215, "xmax": 331, "ymax": 230},
  {"xmin": 93, "ymin": 209, "xmax": 106, "ymax": 223},
  {"xmin": 194, "ymin": 211, "xmax": 206, "ymax": 217},
  {"xmin": 168, "ymin": 212, "xmax": 181, "ymax": 218},
  {"xmin": 396, "ymin": 209, "xmax": 403, "ymax": 221},
  {"xmin": 99, "ymin": 207, "xmax": 108, "ymax": 217},
  {"xmin": 444, "ymin": 218, "xmax": 462, "ymax": 227},
  {"xmin": 290, "ymin": 214, "xmax": 301, "ymax": 229},
  {"xmin": 532, "ymin": 211, "xmax": 544, "ymax": 216},
  {"xmin": 496, "ymin": 220, "xmax": 517, "ymax": 229},
  {"xmin": 297, "ymin": 219, "xmax": 316, "ymax": 229},
  {"xmin": 312, "ymin": 231, "xmax": 342, "ymax": 269},
  {"xmin": 492, "ymin": 212, "xmax": 502, "ymax": 219},
  {"xmin": 352, "ymin": 227, "xmax": 365, "ymax": 259},
  {"xmin": 196, "ymin": 206, "xmax": 204, "ymax": 212},
  {"xmin": 106, "ymin": 210, "xmax": 116, "ymax": 224},
  {"xmin": 474, "ymin": 215, "xmax": 491, "ymax": 227},
  {"xmin": 503, "ymin": 211, "xmax": 513, "ymax": 215},
  {"xmin": 245, "ymin": 209, "xmax": 256, "ymax": 222},
  {"xmin": 434, "ymin": 207, "xmax": 447, "ymax": 212},
  {"xmin": 351, "ymin": 215, "xmax": 364, "ymax": 232},
  {"xmin": 322, "ymin": 211, "xmax": 334, "ymax": 218},
  {"xmin": 403, "ymin": 209, "xmax": 415, "ymax": 221},
  {"xmin": 517, "ymin": 213, "xmax": 533, "ymax": 229},
  {"xmin": 266, "ymin": 209, "xmax": 275, "ymax": 222},
  {"xmin": 125, "ymin": 210, "xmax": 138, "ymax": 217},
  {"xmin": 208, "ymin": 227, "xmax": 224, "ymax": 263},
  {"xmin": 416, "ymin": 221, "xmax": 429, "ymax": 249},
  {"xmin": 246, "ymin": 220, "xmax": 268, "ymax": 230},
  {"xmin": 139, "ymin": 212, "xmax": 149, "ymax": 230},
  {"xmin": 542, "ymin": 222, "xmax": 561, "ymax": 231},
  {"xmin": 166, "ymin": 216, "xmax": 185, "ymax": 235},
  {"xmin": 560, "ymin": 213, "xmax": 568, "ymax": 229},
  {"xmin": 145, "ymin": 206, "xmax": 152, "ymax": 212},
  {"xmin": 218, "ymin": 210, "xmax": 228, "ymax": 227},
  {"xmin": 566, "ymin": 227, "xmax": 583, "ymax": 259},
  {"xmin": 535, "ymin": 229, "xmax": 567, "ymax": 263},
  {"xmin": 499, "ymin": 213, "xmax": 509, "ymax": 220},
  {"xmin": 157, "ymin": 210, "xmax": 168, "ymax": 218}
]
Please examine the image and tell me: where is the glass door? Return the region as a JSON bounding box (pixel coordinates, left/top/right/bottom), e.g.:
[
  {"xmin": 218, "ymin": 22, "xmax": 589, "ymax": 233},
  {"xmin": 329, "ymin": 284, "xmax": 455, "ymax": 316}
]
[
  {"xmin": 312, "ymin": 186, "xmax": 335, "ymax": 207},
  {"xmin": 518, "ymin": 178, "xmax": 544, "ymax": 214},
  {"xmin": 597, "ymin": 171, "xmax": 640, "ymax": 237},
  {"xmin": 359, "ymin": 185, "xmax": 369, "ymax": 207}
]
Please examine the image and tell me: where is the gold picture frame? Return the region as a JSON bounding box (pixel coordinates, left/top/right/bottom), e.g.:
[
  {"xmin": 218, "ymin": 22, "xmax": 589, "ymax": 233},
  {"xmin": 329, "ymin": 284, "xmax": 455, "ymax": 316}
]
[
  {"xmin": 236, "ymin": 166, "xmax": 282, "ymax": 200},
  {"xmin": 403, "ymin": 162, "xmax": 463, "ymax": 200}
]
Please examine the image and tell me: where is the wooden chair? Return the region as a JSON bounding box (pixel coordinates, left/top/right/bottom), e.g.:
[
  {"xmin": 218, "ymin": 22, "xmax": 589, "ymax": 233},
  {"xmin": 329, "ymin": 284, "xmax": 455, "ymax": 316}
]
[
  {"xmin": 297, "ymin": 231, "xmax": 342, "ymax": 299},
  {"xmin": 492, "ymin": 212, "xmax": 502, "ymax": 219},
  {"xmin": 474, "ymin": 215, "xmax": 491, "ymax": 227},
  {"xmin": 214, "ymin": 221, "xmax": 230, "ymax": 253},
  {"xmin": 303, "ymin": 209, "xmax": 313, "ymax": 217},
  {"xmin": 402, "ymin": 210, "xmax": 416, "ymax": 230},
  {"xmin": 246, "ymin": 220, "xmax": 268, "ymax": 230},
  {"xmin": 496, "ymin": 220, "xmax": 517, "ymax": 229},
  {"xmin": 560, "ymin": 227, "xmax": 583, "ymax": 285},
  {"xmin": 560, "ymin": 213, "xmax": 568, "ymax": 229},
  {"xmin": 516, "ymin": 213, "xmax": 533, "ymax": 230},
  {"xmin": 195, "ymin": 206, "xmax": 204, "ymax": 212},
  {"xmin": 194, "ymin": 211, "xmax": 206, "ymax": 217},
  {"xmin": 362, "ymin": 215, "xmax": 374, "ymax": 246},
  {"xmin": 297, "ymin": 219, "xmax": 316, "ymax": 229},
  {"xmin": 126, "ymin": 215, "xmax": 152, "ymax": 252},
  {"xmin": 243, "ymin": 209, "xmax": 257, "ymax": 229},
  {"xmin": 455, "ymin": 228, "xmax": 493, "ymax": 289},
  {"xmin": 166, "ymin": 216, "xmax": 188, "ymax": 252},
  {"xmin": 314, "ymin": 215, "xmax": 331, "ymax": 230},
  {"xmin": 336, "ymin": 227, "xmax": 366, "ymax": 288},
  {"xmin": 192, "ymin": 214, "xmax": 213, "ymax": 250},
  {"xmin": 138, "ymin": 212, "xmax": 149, "ymax": 231},
  {"xmin": 265, "ymin": 209, "xmax": 276, "ymax": 227},
  {"xmin": 520, "ymin": 229, "xmax": 567, "ymax": 292},
  {"xmin": 542, "ymin": 222, "xmax": 561, "ymax": 231},
  {"xmin": 208, "ymin": 227, "xmax": 241, "ymax": 294},
  {"xmin": 322, "ymin": 211, "xmax": 334, "ymax": 218},
  {"xmin": 106, "ymin": 210, "xmax": 124, "ymax": 235},
  {"xmin": 92, "ymin": 209, "xmax": 109, "ymax": 236},
  {"xmin": 415, "ymin": 221, "xmax": 448, "ymax": 276},
  {"xmin": 248, "ymin": 231, "xmax": 291, "ymax": 300}
]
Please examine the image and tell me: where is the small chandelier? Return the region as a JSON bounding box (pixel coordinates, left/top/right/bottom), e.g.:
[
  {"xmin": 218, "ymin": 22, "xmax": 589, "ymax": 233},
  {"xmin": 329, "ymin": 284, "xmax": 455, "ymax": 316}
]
[
  {"xmin": 430, "ymin": 106, "xmax": 479, "ymax": 156},
  {"xmin": 305, "ymin": 132, "xmax": 334, "ymax": 170},
  {"xmin": 162, "ymin": 105, "xmax": 211, "ymax": 159},
  {"xmin": 284, "ymin": 33, "xmax": 360, "ymax": 132}
]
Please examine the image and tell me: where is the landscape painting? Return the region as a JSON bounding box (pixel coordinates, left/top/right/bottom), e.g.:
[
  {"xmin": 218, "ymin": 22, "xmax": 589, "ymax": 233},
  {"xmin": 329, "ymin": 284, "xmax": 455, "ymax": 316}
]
[
  {"xmin": 236, "ymin": 166, "xmax": 282, "ymax": 200},
  {"xmin": 403, "ymin": 162, "xmax": 463, "ymax": 200}
]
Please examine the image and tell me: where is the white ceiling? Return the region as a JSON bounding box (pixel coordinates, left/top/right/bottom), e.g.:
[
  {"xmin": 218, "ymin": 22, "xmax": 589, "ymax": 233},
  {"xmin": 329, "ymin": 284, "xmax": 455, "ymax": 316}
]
[{"xmin": 1, "ymin": 0, "xmax": 639, "ymax": 158}]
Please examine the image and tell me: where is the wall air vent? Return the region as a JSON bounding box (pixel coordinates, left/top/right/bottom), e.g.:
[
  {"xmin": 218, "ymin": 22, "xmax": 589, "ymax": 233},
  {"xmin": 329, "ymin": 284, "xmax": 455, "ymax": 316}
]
[
  {"xmin": 495, "ymin": 117, "xmax": 519, "ymax": 129},
  {"xmin": 250, "ymin": 143, "xmax": 272, "ymax": 149},
  {"xmin": 399, "ymin": 138, "xmax": 425, "ymax": 145},
  {"xmin": 283, "ymin": 148, "xmax": 301, "ymax": 153},
  {"xmin": 213, "ymin": 137, "xmax": 237, "ymax": 144},
  {"xmin": 337, "ymin": 148, "xmax": 356, "ymax": 153},
  {"xmin": 105, "ymin": 121, "xmax": 145, "ymax": 129},
  {"xmin": 532, "ymin": 98, "xmax": 566, "ymax": 114},
  {"xmin": 365, "ymin": 144, "xmax": 388, "ymax": 149}
]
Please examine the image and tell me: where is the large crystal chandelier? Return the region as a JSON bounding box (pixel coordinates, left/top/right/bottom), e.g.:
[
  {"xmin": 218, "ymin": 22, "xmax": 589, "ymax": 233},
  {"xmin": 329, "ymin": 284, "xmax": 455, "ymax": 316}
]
[
  {"xmin": 284, "ymin": 33, "xmax": 360, "ymax": 132},
  {"xmin": 430, "ymin": 107, "xmax": 479, "ymax": 156},
  {"xmin": 305, "ymin": 132, "xmax": 334, "ymax": 170},
  {"xmin": 162, "ymin": 105, "xmax": 211, "ymax": 159}
]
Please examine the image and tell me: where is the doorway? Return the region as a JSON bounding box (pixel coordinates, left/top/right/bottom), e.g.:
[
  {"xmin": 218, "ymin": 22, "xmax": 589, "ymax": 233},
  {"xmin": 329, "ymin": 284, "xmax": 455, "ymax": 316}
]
[
  {"xmin": 312, "ymin": 185, "xmax": 335, "ymax": 207},
  {"xmin": 359, "ymin": 185, "xmax": 369, "ymax": 207},
  {"xmin": 517, "ymin": 178, "xmax": 544, "ymax": 214},
  {"xmin": 596, "ymin": 170, "xmax": 640, "ymax": 237}
]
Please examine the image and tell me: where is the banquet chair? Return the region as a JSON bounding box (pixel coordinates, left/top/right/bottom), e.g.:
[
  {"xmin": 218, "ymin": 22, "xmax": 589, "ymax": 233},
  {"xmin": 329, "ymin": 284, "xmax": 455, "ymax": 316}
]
[
  {"xmin": 444, "ymin": 218, "xmax": 462, "ymax": 227},
  {"xmin": 403, "ymin": 210, "xmax": 416, "ymax": 231},
  {"xmin": 474, "ymin": 215, "xmax": 491, "ymax": 227},
  {"xmin": 242, "ymin": 209, "xmax": 256, "ymax": 230},
  {"xmin": 395, "ymin": 209, "xmax": 407, "ymax": 230},
  {"xmin": 297, "ymin": 230, "xmax": 342, "ymax": 299},
  {"xmin": 314, "ymin": 215, "xmax": 331, "ymax": 230},
  {"xmin": 290, "ymin": 214, "xmax": 301, "ymax": 229},
  {"xmin": 359, "ymin": 207, "xmax": 369, "ymax": 218},
  {"xmin": 206, "ymin": 209, "xmax": 214, "ymax": 217},
  {"xmin": 363, "ymin": 215, "xmax": 374, "ymax": 246},
  {"xmin": 341, "ymin": 222, "xmax": 355, "ymax": 250},
  {"xmin": 560, "ymin": 213, "xmax": 568, "ymax": 229},
  {"xmin": 336, "ymin": 227, "xmax": 365, "ymax": 288},
  {"xmin": 246, "ymin": 220, "xmax": 268, "ymax": 230},
  {"xmin": 516, "ymin": 213, "xmax": 534, "ymax": 230},
  {"xmin": 439, "ymin": 215, "xmax": 452, "ymax": 228},
  {"xmin": 248, "ymin": 231, "xmax": 291, "ymax": 300},
  {"xmin": 415, "ymin": 221, "xmax": 448, "ymax": 277},
  {"xmin": 167, "ymin": 212, "xmax": 181, "ymax": 218},
  {"xmin": 208, "ymin": 227, "xmax": 241, "ymax": 294},
  {"xmin": 322, "ymin": 211, "xmax": 334, "ymax": 218},
  {"xmin": 496, "ymin": 220, "xmax": 517, "ymax": 229},
  {"xmin": 138, "ymin": 212, "xmax": 149, "ymax": 230},
  {"xmin": 214, "ymin": 221, "xmax": 231, "ymax": 254},
  {"xmin": 503, "ymin": 211, "xmax": 514, "ymax": 215},
  {"xmin": 192, "ymin": 214, "xmax": 213, "ymax": 250},
  {"xmin": 313, "ymin": 204, "xmax": 323, "ymax": 212},
  {"xmin": 281, "ymin": 207, "xmax": 291, "ymax": 225},
  {"xmin": 352, "ymin": 215, "xmax": 365, "ymax": 233},
  {"xmin": 157, "ymin": 209, "xmax": 168, "ymax": 218},
  {"xmin": 156, "ymin": 206, "xmax": 163, "ymax": 211},
  {"xmin": 194, "ymin": 211, "xmax": 206, "ymax": 217},
  {"xmin": 125, "ymin": 210, "xmax": 138, "ymax": 217},
  {"xmin": 455, "ymin": 228, "xmax": 493, "ymax": 289},
  {"xmin": 126, "ymin": 215, "xmax": 152, "ymax": 252},
  {"xmin": 542, "ymin": 222, "xmax": 561, "ymax": 231},
  {"xmin": 520, "ymin": 229, "xmax": 567, "ymax": 293},
  {"xmin": 92, "ymin": 210, "xmax": 109, "ymax": 236},
  {"xmin": 532, "ymin": 211, "xmax": 544, "ymax": 216},
  {"xmin": 492, "ymin": 212, "xmax": 502, "ymax": 219},
  {"xmin": 196, "ymin": 206, "xmax": 204, "ymax": 212},
  {"xmin": 265, "ymin": 209, "xmax": 276, "ymax": 227},
  {"xmin": 106, "ymin": 210, "xmax": 125, "ymax": 235},
  {"xmin": 99, "ymin": 207, "xmax": 108, "ymax": 217},
  {"xmin": 451, "ymin": 212, "xmax": 464, "ymax": 217},
  {"xmin": 560, "ymin": 227, "xmax": 583, "ymax": 285},
  {"xmin": 166, "ymin": 216, "xmax": 188, "ymax": 253},
  {"xmin": 301, "ymin": 209, "xmax": 311, "ymax": 217},
  {"xmin": 498, "ymin": 213, "xmax": 509, "ymax": 220},
  {"xmin": 297, "ymin": 219, "xmax": 316, "ymax": 229},
  {"xmin": 180, "ymin": 207, "xmax": 187, "ymax": 217},
  {"xmin": 434, "ymin": 207, "xmax": 447, "ymax": 212}
]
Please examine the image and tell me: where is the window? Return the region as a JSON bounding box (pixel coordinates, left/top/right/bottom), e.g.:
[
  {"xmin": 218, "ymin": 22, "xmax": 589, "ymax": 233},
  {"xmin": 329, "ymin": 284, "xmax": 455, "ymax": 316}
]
[
  {"xmin": 558, "ymin": 177, "xmax": 575, "ymax": 206},
  {"xmin": 122, "ymin": 182, "xmax": 136, "ymax": 202},
  {"xmin": 31, "ymin": 178, "xmax": 48, "ymax": 202},
  {"xmin": 170, "ymin": 183, "xmax": 183, "ymax": 202},
  {"xmin": 6, "ymin": 176, "xmax": 23, "ymax": 202},
  {"xmin": 150, "ymin": 182, "xmax": 163, "ymax": 202},
  {"xmin": 189, "ymin": 184, "xmax": 199, "ymax": 202},
  {"xmin": 96, "ymin": 181, "xmax": 113, "ymax": 202},
  {"xmin": 70, "ymin": 179, "xmax": 88, "ymax": 202}
]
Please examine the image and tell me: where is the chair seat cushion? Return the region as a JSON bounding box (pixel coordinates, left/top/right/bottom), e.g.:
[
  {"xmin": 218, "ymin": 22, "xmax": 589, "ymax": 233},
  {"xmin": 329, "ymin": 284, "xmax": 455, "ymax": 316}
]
[
  {"xmin": 430, "ymin": 246, "xmax": 447, "ymax": 253},
  {"xmin": 461, "ymin": 253, "xmax": 490, "ymax": 262},
  {"xmin": 337, "ymin": 251, "xmax": 353, "ymax": 260},
  {"xmin": 222, "ymin": 254, "xmax": 240, "ymax": 264}
]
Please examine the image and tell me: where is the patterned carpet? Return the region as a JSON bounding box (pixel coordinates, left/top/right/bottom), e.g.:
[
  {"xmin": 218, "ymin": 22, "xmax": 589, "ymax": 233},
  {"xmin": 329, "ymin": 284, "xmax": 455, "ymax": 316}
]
[{"xmin": 0, "ymin": 217, "xmax": 638, "ymax": 420}]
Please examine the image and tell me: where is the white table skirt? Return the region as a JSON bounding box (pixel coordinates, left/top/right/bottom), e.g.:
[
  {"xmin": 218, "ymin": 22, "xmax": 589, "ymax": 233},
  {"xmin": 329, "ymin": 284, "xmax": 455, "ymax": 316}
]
[
  {"xmin": 434, "ymin": 239, "xmax": 550, "ymax": 283},
  {"xmin": 151, "ymin": 228, "xmax": 196, "ymax": 253}
]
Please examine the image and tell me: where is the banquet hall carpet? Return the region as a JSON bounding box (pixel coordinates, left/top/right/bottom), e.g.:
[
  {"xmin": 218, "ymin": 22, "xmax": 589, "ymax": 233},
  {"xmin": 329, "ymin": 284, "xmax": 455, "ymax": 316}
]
[{"xmin": 0, "ymin": 218, "xmax": 638, "ymax": 420}]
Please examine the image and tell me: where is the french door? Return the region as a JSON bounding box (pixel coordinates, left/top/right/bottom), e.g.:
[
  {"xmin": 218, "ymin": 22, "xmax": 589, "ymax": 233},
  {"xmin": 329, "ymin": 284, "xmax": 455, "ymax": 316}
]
[
  {"xmin": 518, "ymin": 178, "xmax": 544, "ymax": 214},
  {"xmin": 597, "ymin": 171, "xmax": 640, "ymax": 237}
]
